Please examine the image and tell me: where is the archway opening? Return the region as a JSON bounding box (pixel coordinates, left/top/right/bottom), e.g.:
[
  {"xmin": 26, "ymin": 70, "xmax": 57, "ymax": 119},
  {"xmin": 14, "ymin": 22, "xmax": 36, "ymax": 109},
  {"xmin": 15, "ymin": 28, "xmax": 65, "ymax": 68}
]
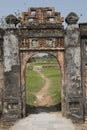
[{"xmin": 25, "ymin": 52, "xmax": 62, "ymax": 116}]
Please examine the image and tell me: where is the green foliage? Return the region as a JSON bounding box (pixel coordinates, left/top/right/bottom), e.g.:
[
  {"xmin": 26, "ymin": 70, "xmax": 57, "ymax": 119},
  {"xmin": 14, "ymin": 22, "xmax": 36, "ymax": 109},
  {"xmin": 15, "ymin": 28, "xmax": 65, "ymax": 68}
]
[
  {"xmin": 26, "ymin": 68, "xmax": 45, "ymax": 105},
  {"xmin": 0, "ymin": 16, "xmax": 7, "ymax": 28},
  {"xmin": 42, "ymin": 68, "xmax": 61, "ymax": 104}
]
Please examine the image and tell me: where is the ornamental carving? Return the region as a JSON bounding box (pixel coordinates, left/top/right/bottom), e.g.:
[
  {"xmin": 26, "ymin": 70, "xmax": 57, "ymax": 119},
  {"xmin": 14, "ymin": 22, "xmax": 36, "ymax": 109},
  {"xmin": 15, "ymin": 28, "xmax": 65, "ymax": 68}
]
[
  {"xmin": 20, "ymin": 39, "xmax": 31, "ymax": 48},
  {"xmin": 39, "ymin": 39, "xmax": 46, "ymax": 48},
  {"xmin": 55, "ymin": 38, "xmax": 64, "ymax": 47},
  {"xmin": 65, "ymin": 12, "xmax": 79, "ymax": 25},
  {"xmin": 19, "ymin": 7, "xmax": 64, "ymax": 26},
  {"xmin": 20, "ymin": 38, "xmax": 64, "ymax": 50}
]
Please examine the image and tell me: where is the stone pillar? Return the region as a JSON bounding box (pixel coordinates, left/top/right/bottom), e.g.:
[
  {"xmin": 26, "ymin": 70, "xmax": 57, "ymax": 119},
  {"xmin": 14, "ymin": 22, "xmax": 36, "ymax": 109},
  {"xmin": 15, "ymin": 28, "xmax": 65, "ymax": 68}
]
[
  {"xmin": 20, "ymin": 51, "xmax": 33, "ymax": 117},
  {"xmin": 3, "ymin": 29, "xmax": 21, "ymax": 121},
  {"xmin": 79, "ymin": 23, "xmax": 87, "ymax": 121},
  {"xmin": 0, "ymin": 29, "xmax": 4, "ymax": 117},
  {"xmin": 65, "ymin": 13, "xmax": 84, "ymax": 123}
]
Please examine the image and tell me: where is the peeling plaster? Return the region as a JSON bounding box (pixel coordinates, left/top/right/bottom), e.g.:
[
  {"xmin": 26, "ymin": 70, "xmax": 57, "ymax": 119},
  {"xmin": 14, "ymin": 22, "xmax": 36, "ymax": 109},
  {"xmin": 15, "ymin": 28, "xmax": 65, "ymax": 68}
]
[{"xmin": 3, "ymin": 33, "xmax": 19, "ymax": 72}]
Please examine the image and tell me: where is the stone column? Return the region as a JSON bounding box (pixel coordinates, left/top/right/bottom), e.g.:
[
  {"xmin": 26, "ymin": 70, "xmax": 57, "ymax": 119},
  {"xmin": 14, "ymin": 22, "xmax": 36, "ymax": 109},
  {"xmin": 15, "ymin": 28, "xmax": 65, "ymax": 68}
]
[
  {"xmin": 0, "ymin": 29, "xmax": 4, "ymax": 117},
  {"xmin": 3, "ymin": 29, "xmax": 21, "ymax": 121},
  {"xmin": 65, "ymin": 13, "xmax": 84, "ymax": 123},
  {"xmin": 79, "ymin": 23, "xmax": 87, "ymax": 121},
  {"xmin": 20, "ymin": 51, "xmax": 33, "ymax": 117}
]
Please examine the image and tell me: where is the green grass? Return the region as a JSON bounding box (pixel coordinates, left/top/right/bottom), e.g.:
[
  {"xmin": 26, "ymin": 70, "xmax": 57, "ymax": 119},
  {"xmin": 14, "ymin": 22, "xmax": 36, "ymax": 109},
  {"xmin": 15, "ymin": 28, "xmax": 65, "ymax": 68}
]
[
  {"xmin": 28, "ymin": 62, "xmax": 58, "ymax": 66},
  {"xmin": 26, "ymin": 68, "xmax": 45, "ymax": 105},
  {"xmin": 42, "ymin": 68, "xmax": 61, "ymax": 104},
  {"xmin": 26, "ymin": 62, "xmax": 61, "ymax": 107}
]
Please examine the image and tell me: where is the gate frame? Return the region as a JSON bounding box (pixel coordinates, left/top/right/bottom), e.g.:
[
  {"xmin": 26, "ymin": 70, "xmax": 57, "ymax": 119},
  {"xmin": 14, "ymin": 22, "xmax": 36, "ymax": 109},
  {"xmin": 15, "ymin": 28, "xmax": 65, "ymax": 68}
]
[{"xmin": 20, "ymin": 49, "xmax": 65, "ymax": 117}]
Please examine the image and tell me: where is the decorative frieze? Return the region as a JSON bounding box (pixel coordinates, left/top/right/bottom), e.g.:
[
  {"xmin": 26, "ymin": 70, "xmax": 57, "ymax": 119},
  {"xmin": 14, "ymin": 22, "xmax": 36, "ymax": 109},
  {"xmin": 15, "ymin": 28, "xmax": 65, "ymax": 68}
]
[{"xmin": 20, "ymin": 38, "xmax": 64, "ymax": 50}]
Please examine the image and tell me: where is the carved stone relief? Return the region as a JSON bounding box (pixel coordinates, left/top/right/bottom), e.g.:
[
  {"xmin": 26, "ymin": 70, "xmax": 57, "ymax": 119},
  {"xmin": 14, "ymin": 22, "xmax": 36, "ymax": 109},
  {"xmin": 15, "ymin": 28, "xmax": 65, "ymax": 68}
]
[{"xmin": 20, "ymin": 38, "xmax": 64, "ymax": 49}]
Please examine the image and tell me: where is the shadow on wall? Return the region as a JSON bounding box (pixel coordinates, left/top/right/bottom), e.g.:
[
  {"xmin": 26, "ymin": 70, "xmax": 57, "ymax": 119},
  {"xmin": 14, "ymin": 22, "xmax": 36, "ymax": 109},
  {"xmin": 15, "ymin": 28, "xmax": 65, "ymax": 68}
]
[{"xmin": 26, "ymin": 103, "xmax": 61, "ymax": 116}]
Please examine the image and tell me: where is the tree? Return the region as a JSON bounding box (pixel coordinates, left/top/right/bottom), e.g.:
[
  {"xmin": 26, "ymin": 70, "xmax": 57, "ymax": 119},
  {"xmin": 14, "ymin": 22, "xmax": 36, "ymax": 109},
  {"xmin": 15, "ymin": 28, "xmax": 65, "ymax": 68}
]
[{"xmin": 0, "ymin": 16, "xmax": 7, "ymax": 29}]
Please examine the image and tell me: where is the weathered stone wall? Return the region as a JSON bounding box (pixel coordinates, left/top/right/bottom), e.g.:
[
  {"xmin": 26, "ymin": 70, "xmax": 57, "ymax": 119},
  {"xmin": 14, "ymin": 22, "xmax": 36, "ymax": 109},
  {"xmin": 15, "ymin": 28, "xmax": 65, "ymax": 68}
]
[
  {"xmin": 79, "ymin": 23, "xmax": 87, "ymax": 120},
  {"xmin": 0, "ymin": 29, "xmax": 4, "ymax": 117},
  {"xmin": 0, "ymin": 63, "xmax": 4, "ymax": 116},
  {"xmin": 0, "ymin": 8, "xmax": 87, "ymax": 123},
  {"xmin": 3, "ymin": 30, "xmax": 21, "ymax": 121},
  {"xmin": 65, "ymin": 25, "xmax": 84, "ymax": 123}
]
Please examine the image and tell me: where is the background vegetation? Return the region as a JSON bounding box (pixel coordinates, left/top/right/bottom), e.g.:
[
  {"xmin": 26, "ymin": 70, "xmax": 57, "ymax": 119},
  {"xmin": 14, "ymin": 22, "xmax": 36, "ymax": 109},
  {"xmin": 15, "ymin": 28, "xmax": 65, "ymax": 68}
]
[
  {"xmin": 26, "ymin": 62, "xmax": 61, "ymax": 106},
  {"xmin": 42, "ymin": 68, "xmax": 61, "ymax": 104},
  {"xmin": 26, "ymin": 68, "xmax": 45, "ymax": 105},
  {"xmin": 26, "ymin": 53, "xmax": 61, "ymax": 114}
]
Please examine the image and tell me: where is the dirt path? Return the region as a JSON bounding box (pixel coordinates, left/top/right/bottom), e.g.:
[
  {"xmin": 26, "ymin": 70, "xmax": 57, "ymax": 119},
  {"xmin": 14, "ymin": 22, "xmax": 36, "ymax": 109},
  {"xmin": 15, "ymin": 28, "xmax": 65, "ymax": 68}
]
[{"xmin": 33, "ymin": 66, "xmax": 54, "ymax": 106}]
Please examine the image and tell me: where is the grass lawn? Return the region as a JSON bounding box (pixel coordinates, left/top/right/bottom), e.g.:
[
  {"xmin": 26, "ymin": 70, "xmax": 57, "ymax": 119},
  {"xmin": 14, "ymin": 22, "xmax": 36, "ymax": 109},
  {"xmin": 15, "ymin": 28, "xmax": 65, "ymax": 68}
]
[
  {"xmin": 28, "ymin": 62, "xmax": 58, "ymax": 66},
  {"xmin": 26, "ymin": 68, "xmax": 45, "ymax": 106},
  {"xmin": 26, "ymin": 62, "xmax": 61, "ymax": 110},
  {"xmin": 42, "ymin": 68, "xmax": 61, "ymax": 104}
]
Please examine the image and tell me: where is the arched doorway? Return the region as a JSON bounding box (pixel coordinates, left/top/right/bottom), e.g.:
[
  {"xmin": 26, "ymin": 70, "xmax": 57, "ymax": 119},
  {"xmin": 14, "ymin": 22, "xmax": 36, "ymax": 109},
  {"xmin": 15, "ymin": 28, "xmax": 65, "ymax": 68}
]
[
  {"xmin": 25, "ymin": 52, "xmax": 62, "ymax": 115},
  {"xmin": 20, "ymin": 50, "xmax": 65, "ymax": 117}
]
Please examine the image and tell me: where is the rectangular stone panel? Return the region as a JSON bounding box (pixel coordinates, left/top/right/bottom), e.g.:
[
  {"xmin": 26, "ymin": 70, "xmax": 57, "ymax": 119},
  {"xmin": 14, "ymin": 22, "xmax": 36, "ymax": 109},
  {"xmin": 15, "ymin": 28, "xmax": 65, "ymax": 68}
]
[{"xmin": 20, "ymin": 38, "xmax": 64, "ymax": 50}]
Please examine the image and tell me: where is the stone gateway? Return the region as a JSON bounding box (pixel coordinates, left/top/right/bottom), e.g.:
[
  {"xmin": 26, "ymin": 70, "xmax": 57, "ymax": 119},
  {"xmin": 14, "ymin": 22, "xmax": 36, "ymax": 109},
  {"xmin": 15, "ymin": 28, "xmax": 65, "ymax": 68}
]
[{"xmin": 0, "ymin": 7, "xmax": 87, "ymax": 123}]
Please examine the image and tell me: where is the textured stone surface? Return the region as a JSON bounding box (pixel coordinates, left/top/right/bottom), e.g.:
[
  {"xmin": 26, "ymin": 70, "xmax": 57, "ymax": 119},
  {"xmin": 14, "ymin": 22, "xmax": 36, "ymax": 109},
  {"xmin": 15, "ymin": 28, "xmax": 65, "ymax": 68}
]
[
  {"xmin": 0, "ymin": 29, "xmax": 4, "ymax": 116},
  {"xmin": 5, "ymin": 15, "xmax": 19, "ymax": 26},
  {"xmin": 65, "ymin": 25, "xmax": 84, "ymax": 123},
  {"xmin": 19, "ymin": 7, "xmax": 64, "ymax": 26},
  {"xmin": 3, "ymin": 30, "xmax": 21, "ymax": 121},
  {"xmin": 0, "ymin": 7, "xmax": 87, "ymax": 124},
  {"xmin": 80, "ymin": 23, "xmax": 87, "ymax": 119},
  {"xmin": 65, "ymin": 12, "xmax": 79, "ymax": 25},
  {"xmin": 3, "ymin": 31, "xmax": 19, "ymax": 72},
  {"xmin": 0, "ymin": 63, "xmax": 3, "ymax": 116}
]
